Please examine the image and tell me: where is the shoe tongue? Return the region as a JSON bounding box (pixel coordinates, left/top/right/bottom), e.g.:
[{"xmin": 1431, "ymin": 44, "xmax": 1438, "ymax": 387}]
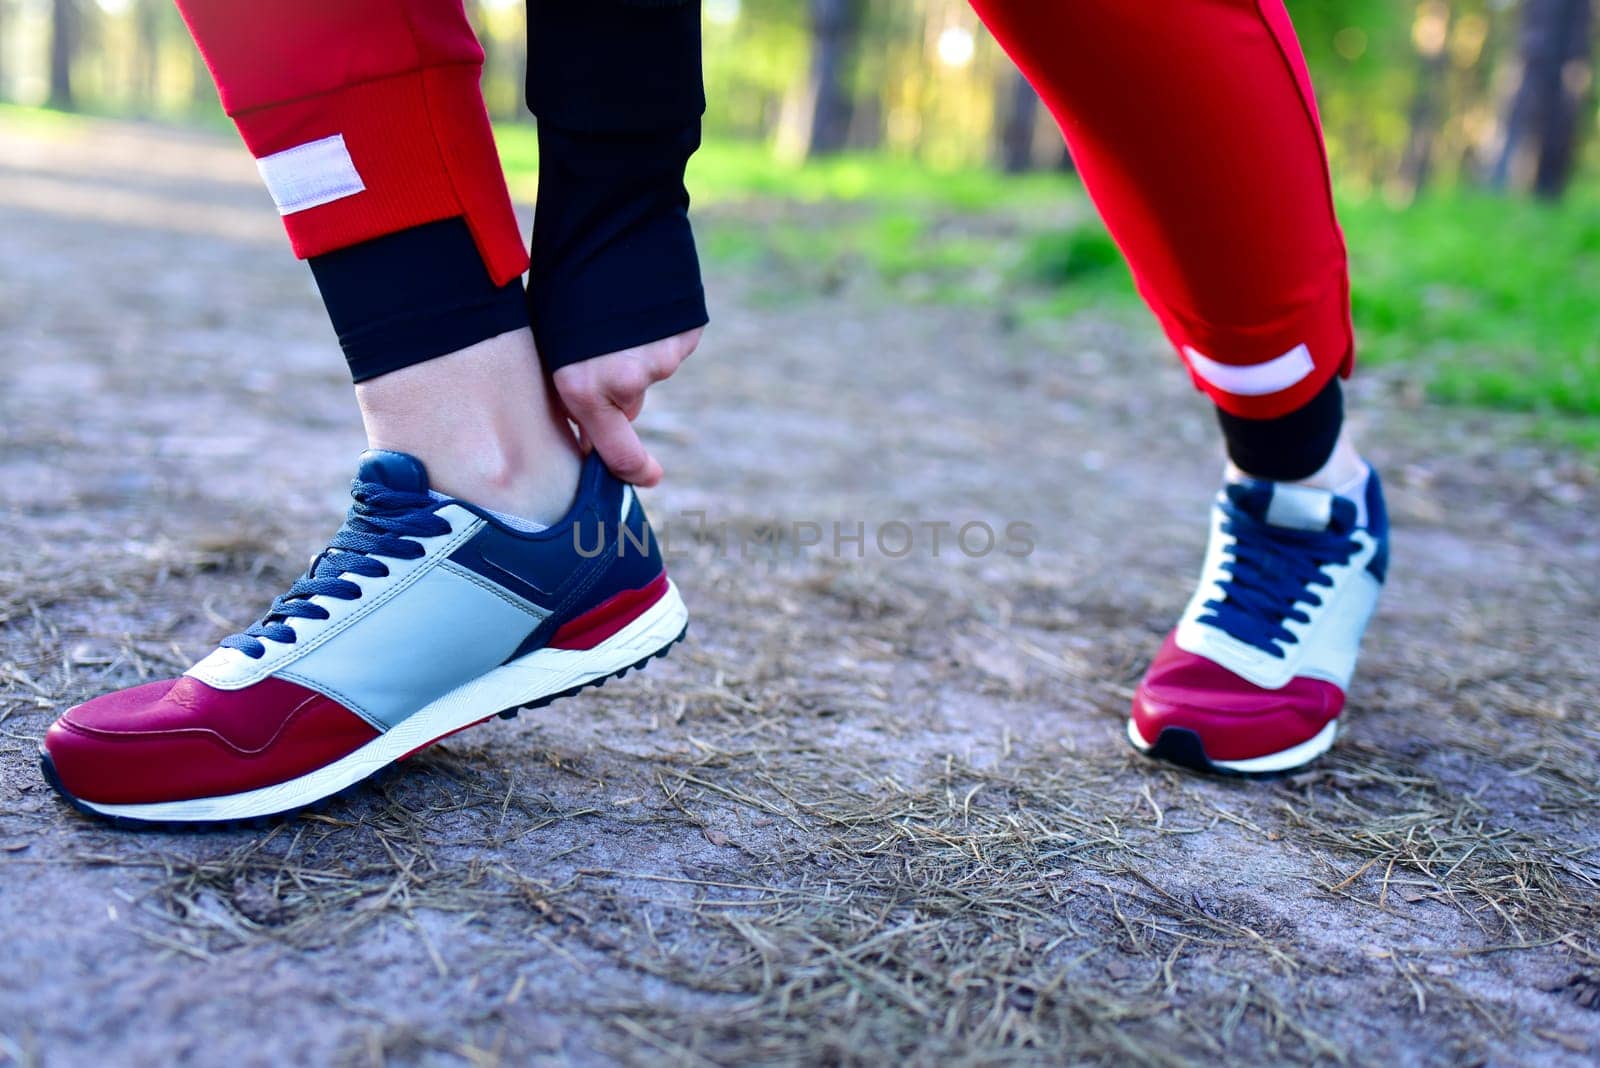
[
  {"xmin": 356, "ymin": 449, "xmax": 430, "ymax": 494},
  {"xmin": 1226, "ymin": 479, "xmax": 1355, "ymax": 533}
]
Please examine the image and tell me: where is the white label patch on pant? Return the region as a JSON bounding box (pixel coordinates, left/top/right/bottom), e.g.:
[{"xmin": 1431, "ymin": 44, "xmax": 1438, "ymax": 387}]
[
  {"xmin": 255, "ymin": 134, "xmax": 365, "ymax": 216},
  {"xmin": 1183, "ymin": 343, "xmax": 1315, "ymax": 397}
]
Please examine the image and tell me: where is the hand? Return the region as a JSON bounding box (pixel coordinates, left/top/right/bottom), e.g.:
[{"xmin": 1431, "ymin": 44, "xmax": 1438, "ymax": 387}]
[{"xmin": 552, "ymin": 327, "xmax": 702, "ymax": 487}]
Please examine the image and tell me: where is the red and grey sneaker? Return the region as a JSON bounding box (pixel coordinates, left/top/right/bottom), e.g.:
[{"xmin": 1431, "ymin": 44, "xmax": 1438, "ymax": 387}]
[
  {"xmin": 1128, "ymin": 466, "xmax": 1388, "ymax": 775},
  {"xmin": 41, "ymin": 450, "xmax": 686, "ymax": 826}
]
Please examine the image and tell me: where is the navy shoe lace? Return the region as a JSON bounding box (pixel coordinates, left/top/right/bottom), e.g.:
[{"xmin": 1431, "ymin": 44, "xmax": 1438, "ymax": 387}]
[
  {"xmin": 220, "ymin": 479, "xmax": 452, "ymax": 659},
  {"xmin": 1196, "ymin": 497, "xmax": 1360, "ymax": 658}
]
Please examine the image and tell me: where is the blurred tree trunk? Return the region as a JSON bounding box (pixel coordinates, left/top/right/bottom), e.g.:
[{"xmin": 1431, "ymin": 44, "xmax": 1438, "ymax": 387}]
[
  {"xmin": 805, "ymin": 0, "xmax": 864, "ymax": 156},
  {"xmin": 1491, "ymin": 0, "xmax": 1594, "ymax": 199},
  {"xmin": 997, "ymin": 68, "xmax": 1040, "ymax": 173},
  {"xmin": 1456, "ymin": 6, "xmax": 1506, "ymax": 181},
  {"xmin": 463, "ymin": 0, "xmax": 498, "ymax": 115},
  {"xmin": 0, "ymin": 0, "xmax": 8, "ymax": 102},
  {"xmin": 49, "ymin": 0, "xmax": 79, "ymax": 110},
  {"xmin": 1398, "ymin": 2, "xmax": 1453, "ymax": 198},
  {"xmin": 189, "ymin": 46, "xmax": 215, "ymax": 108},
  {"xmin": 499, "ymin": 19, "xmax": 530, "ymax": 122},
  {"xmin": 133, "ymin": 0, "xmax": 162, "ymax": 112}
]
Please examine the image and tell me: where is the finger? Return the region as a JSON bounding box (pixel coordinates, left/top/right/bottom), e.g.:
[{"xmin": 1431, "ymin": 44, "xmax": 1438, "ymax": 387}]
[
  {"xmin": 555, "ymin": 397, "xmax": 585, "ymax": 446},
  {"xmin": 577, "ymin": 403, "xmax": 662, "ymax": 486}
]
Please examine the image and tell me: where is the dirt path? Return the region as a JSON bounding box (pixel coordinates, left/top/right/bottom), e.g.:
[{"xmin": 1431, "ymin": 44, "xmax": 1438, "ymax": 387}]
[{"xmin": 1, "ymin": 116, "xmax": 1597, "ymax": 1068}]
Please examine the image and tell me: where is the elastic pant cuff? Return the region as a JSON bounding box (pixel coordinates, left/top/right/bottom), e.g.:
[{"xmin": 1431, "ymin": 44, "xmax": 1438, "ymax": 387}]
[
  {"xmin": 232, "ymin": 64, "xmax": 529, "ymax": 287},
  {"xmin": 536, "ymin": 292, "xmax": 709, "ymax": 372},
  {"xmin": 1216, "ymin": 375, "xmax": 1344, "ymax": 481},
  {"xmin": 309, "ymin": 217, "xmax": 528, "ymax": 384},
  {"xmin": 1158, "ymin": 264, "xmax": 1354, "ymax": 421}
]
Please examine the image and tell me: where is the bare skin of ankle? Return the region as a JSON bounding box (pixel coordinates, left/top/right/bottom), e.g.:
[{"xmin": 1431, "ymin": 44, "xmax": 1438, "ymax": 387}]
[
  {"xmin": 1230, "ymin": 428, "xmax": 1366, "ymax": 490},
  {"xmin": 355, "ymin": 328, "xmax": 583, "ymax": 523}
]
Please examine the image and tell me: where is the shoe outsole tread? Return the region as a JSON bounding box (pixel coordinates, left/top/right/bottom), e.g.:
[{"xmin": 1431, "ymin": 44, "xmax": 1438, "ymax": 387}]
[{"xmin": 40, "ymin": 624, "xmax": 688, "ymax": 832}]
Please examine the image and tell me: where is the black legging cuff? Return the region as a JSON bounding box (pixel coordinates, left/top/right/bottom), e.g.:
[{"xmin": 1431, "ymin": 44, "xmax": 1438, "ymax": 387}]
[
  {"xmin": 527, "ymin": 121, "xmax": 708, "ymax": 370},
  {"xmin": 1215, "ymin": 376, "xmax": 1344, "ymax": 481},
  {"xmin": 308, "ymin": 217, "xmax": 528, "ymax": 384}
]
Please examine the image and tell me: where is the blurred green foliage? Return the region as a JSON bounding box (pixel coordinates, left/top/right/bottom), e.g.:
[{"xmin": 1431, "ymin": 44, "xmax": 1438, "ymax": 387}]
[
  {"xmin": 502, "ymin": 135, "xmax": 1600, "ymax": 443},
  {"xmin": 1343, "ymin": 192, "xmax": 1600, "ymax": 415},
  {"xmin": 1018, "ymin": 228, "xmax": 1126, "ymax": 288}
]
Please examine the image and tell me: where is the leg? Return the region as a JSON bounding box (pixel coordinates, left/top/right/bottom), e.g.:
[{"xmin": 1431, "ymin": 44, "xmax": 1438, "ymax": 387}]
[
  {"xmin": 39, "ymin": 1, "xmax": 695, "ymax": 824},
  {"xmin": 971, "ymin": 0, "xmax": 1387, "ymax": 773},
  {"xmin": 970, "ymin": 0, "xmax": 1351, "ymax": 427},
  {"xmin": 178, "ymin": 0, "xmax": 579, "ymax": 520}
]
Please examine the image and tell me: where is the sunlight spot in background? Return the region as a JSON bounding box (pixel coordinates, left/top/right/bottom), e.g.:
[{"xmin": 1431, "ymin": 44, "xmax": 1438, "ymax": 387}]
[
  {"xmin": 1412, "ymin": 0, "xmax": 1451, "ymax": 58},
  {"xmin": 936, "ymin": 26, "xmax": 975, "ymax": 69},
  {"xmin": 95, "ymin": 0, "xmax": 133, "ymax": 13},
  {"xmin": 706, "ymin": 0, "xmax": 742, "ymax": 27},
  {"xmin": 1334, "ymin": 27, "xmax": 1367, "ymax": 62}
]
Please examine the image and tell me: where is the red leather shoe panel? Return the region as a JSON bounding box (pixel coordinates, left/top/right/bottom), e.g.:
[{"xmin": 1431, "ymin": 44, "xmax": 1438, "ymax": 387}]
[
  {"xmin": 1131, "ymin": 632, "xmax": 1344, "ymax": 762},
  {"xmin": 547, "ymin": 572, "xmax": 669, "ymax": 651},
  {"xmin": 45, "ymin": 676, "xmax": 378, "ymax": 805}
]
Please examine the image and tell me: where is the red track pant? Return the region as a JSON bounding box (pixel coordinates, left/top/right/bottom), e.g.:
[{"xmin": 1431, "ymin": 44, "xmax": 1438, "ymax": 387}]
[{"xmin": 177, "ymin": 0, "xmax": 1353, "ymax": 419}]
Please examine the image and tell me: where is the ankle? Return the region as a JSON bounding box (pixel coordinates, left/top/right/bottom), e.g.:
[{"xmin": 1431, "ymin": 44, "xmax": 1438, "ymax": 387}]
[
  {"xmin": 418, "ymin": 431, "xmax": 581, "ymax": 522},
  {"xmin": 356, "ymin": 329, "xmax": 583, "ymax": 524}
]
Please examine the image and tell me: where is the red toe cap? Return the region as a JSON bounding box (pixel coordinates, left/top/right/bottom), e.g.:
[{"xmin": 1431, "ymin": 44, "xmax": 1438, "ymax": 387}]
[
  {"xmin": 45, "ymin": 675, "xmax": 378, "ymax": 805},
  {"xmin": 1131, "ymin": 632, "xmax": 1343, "ymax": 762}
]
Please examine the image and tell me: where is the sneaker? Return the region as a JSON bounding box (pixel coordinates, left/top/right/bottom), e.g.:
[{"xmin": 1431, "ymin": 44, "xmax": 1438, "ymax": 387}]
[
  {"xmin": 41, "ymin": 449, "xmax": 687, "ymax": 826},
  {"xmin": 1127, "ymin": 467, "xmax": 1388, "ymax": 775}
]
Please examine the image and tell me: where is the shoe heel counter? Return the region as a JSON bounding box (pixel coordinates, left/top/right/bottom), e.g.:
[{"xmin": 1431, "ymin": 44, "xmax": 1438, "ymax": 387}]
[
  {"xmin": 610, "ymin": 485, "xmax": 668, "ymax": 592},
  {"xmin": 565, "ymin": 472, "xmax": 668, "ymax": 616},
  {"xmin": 501, "ymin": 466, "xmax": 673, "ymax": 660},
  {"xmin": 539, "ymin": 485, "xmax": 672, "ymax": 652}
]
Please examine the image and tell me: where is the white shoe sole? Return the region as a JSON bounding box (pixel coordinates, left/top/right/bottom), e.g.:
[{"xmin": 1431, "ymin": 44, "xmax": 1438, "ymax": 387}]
[
  {"xmin": 1126, "ymin": 716, "xmax": 1338, "ymax": 775},
  {"xmin": 65, "ymin": 581, "xmax": 689, "ymax": 824}
]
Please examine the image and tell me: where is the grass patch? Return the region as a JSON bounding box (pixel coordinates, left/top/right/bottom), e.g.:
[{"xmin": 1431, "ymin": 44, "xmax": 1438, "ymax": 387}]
[
  {"xmin": 1019, "ymin": 224, "xmax": 1127, "ymax": 287},
  {"xmin": 1340, "ymin": 191, "xmax": 1600, "ymax": 417},
  {"xmin": 0, "ymin": 99, "xmax": 233, "ymax": 135},
  {"xmin": 0, "ymin": 101, "xmax": 84, "ymax": 136},
  {"xmin": 495, "ymin": 124, "xmax": 1074, "ymax": 212}
]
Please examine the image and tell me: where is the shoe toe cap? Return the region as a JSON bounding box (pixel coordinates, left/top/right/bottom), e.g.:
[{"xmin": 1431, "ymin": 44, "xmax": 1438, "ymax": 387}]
[
  {"xmin": 1132, "ymin": 633, "xmax": 1344, "ymax": 763},
  {"xmin": 45, "ymin": 679, "xmax": 184, "ymax": 800},
  {"xmin": 44, "ymin": 676, "xmax": 378, "ymax": 807}
]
